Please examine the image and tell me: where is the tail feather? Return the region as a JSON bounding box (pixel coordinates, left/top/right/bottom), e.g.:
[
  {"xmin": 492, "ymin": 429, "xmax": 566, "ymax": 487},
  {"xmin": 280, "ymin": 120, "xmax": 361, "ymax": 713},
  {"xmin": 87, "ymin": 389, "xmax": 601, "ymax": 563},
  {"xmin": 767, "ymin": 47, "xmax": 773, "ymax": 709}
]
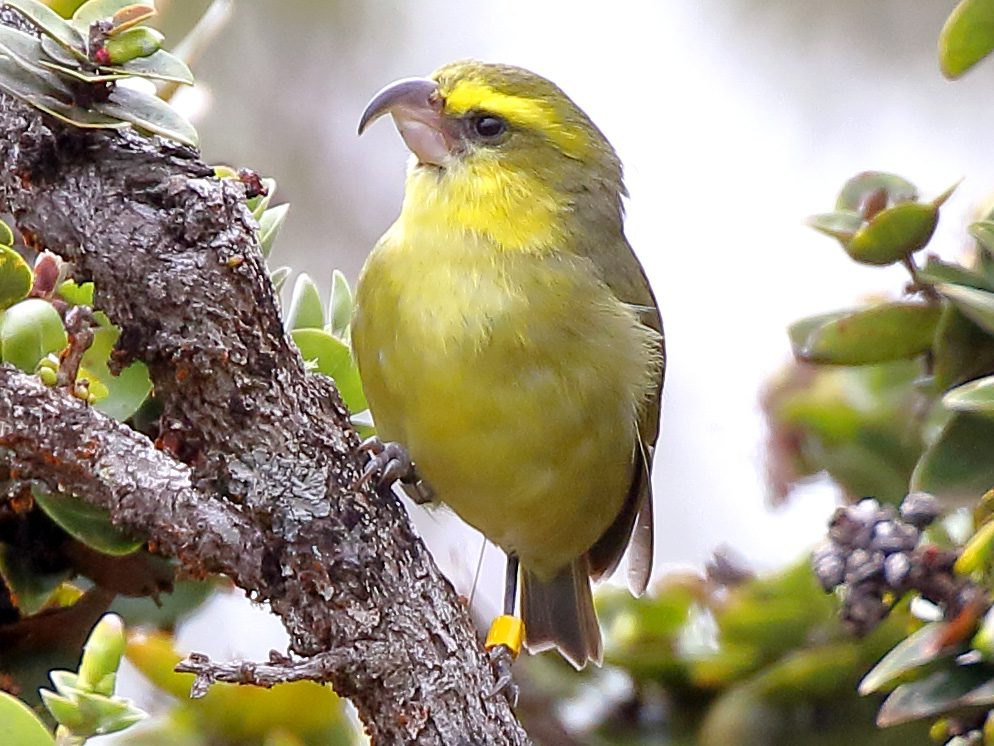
[{"xmin": 521, "ymin": 558, "xmax": 602, "ymax": 669}]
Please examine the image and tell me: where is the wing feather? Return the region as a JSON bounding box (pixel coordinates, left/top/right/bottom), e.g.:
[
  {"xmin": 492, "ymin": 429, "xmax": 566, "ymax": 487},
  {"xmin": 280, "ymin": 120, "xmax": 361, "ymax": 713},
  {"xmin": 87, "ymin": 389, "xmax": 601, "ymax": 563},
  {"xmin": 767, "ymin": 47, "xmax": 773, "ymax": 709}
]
[{"xmin": 577, "ymin": 229, "xmax": 663, "ymax": 594}]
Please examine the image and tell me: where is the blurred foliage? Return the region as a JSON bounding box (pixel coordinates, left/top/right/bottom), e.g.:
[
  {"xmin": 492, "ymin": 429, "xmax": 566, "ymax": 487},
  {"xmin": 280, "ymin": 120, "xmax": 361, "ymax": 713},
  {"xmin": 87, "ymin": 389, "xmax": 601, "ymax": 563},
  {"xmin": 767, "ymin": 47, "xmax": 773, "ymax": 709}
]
[
  {"xmin": 0, "ymin": 613, "xmax": 146, "ymax": 744},
  {"xmin": 513, "ymin": 559, "xmax": 929, "ymax": 744},
  {"xmin": 753, "ymin": 131, "xmax": 994, "ymax": 739},
  {"xmin": 759, "ymin": 158, "xmax": 994, "ymax": 745},
  {"xmin": 707, "ymin": 3, "xmax": 994, "ymax": 743},
  {"xmin": 765, "ymin": 169, "xmax": 994, "ymax": 508}
]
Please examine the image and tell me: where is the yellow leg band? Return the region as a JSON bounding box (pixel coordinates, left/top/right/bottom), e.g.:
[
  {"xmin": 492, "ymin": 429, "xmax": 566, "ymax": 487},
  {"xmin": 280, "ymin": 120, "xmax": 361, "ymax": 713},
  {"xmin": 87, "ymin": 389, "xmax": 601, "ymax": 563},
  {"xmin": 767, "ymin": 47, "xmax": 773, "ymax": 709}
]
[{"xmin": 485, "ymin": 615, "xmax": 525, "ymax": 658}]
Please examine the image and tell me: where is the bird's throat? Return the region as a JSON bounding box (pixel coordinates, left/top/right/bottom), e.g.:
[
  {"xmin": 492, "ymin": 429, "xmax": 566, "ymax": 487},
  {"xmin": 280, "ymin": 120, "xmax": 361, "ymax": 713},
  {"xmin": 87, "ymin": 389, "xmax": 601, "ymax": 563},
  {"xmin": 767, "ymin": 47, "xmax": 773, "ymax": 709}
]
[{"xmin": 402, "ymin": 158, "xmax": 565, "ymax": 253}]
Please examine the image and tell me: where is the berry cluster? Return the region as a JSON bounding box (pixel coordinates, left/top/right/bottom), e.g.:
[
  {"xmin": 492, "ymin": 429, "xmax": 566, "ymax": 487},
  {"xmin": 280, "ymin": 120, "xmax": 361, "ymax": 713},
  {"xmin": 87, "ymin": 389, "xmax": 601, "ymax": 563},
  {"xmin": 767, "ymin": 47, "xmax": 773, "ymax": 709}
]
[{"xmin": 813, "ymin": 493, "xmax": 983, "ymax": 634}]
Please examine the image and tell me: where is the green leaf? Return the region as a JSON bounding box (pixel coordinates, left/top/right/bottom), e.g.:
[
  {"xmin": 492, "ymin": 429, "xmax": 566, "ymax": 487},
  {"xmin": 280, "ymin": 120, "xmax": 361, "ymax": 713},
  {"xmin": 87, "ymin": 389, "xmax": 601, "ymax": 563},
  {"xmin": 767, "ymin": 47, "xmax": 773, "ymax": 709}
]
[
  {"xmin": 106, "ymin": 4, "xmax": 156, "ymax": 35},
  {"xmin": 76, "ymin": 691, "xmax": 145, "ymax": 734},
  {"xmin": 768, "ymin": 361, "xmax": 921, "ymax": 503},
  {"xmin": 0, "ymin": 25, "xmax": 73, "ymax": 97},
  {"xmin": 292, "ymin": 328, "xmax": 367, "ymax": 413},
  {"xmin": 269, "ymin": 265, "xmax": 291, "ymax": 293},
  {"xmin": 600, "ymin": 581, "xmax": 698, "ymax": 643},
  {"xmin": 57, "ymin": 279, "xmax": 94, "ymax": 306},
  {"xmin": 29, "ymin": 95, "xmax": 131, "ymax": 130},
  {"xmin": 794, "ymin": 302, "xmax": 941, "ymax": 365},
  {"xmin": 104, "ymin": 26, "xmax": 162, "ymax": 65},
  {"xmin": 940, "ymin": 0, "xmax": 994, "ymax": 79},
  {"xmin": 971, "ymin": 220, "xmax": 994, "ymax": 256},
  {"xmin": 0, "ymin": 25, "xmax": 49, "ymax": 65},
  {"xmin": 0, "ymin": 543, "xmax": 71, "ymax": 615},
  {"xmin": 0, "ymin": 245, "xmax": 32, "ymax": 310},
  {"xmin": 939, "ymin": 283, "xmax": 994, "ymax": 336},
  {"xmin": 72, "ymin": 0, "xmax": 153, "ymax": 26},
  {"xmin": 0, "ymin": 691, "xmax": 55, "ymax": 746},
  {"xmin": 4, "ymin": 0, "xmax": 85, "ymax": 52},
  {"xmin": 911, "ymin": 412, "xmax": 994, "ymax": 503},
  {"xmin": 836, "ymin": 172, "xmax": 918, "ymax": 212},
  {"xmin": 805, "ymin": 439, "xmax": 919, "ymax": 505},
  {"xmin": 787, "ymin": 310, "xmax": 848, "ymax": 354},
  {"xmin": 973, "ymin": 607, "xmax": 994, "ymax": 657},
  {"xmin": 94, "ymin": 85, "xmax": 198, "ymax": 146},
  {"xmin": 110, "ymin": 578, "xmax": 213, "ymax": 628},
  {"xmin": 930, "ymin": 180, "xmax": 962, "ymax": 212},
  {"xmin": 944, "ymin": 375, "xmax": 994, "ymax": 416},
  {"xmin": 38, "ymin": 691, "xmax": 87, "ymax": 733},
  {"xmin": 0, "ymin": 297, "xmax": 67, "ymax": 373},
  {"xmin": 98, "ymin": 48, "xmax": 194, "ymax": 85},
  {"xmin": 257, "ymin": 202, "xmax": 288, "ymax": 259},
  {"xmin": 32, "ymin": 485, "xmax": 144, "ymax": 556},
  {"xmin": 327, "ymin": 269, "xmax": 353, "ymax": 340},
  {"xmin": 213, "ymin": 164, "xmax": 238, "ymax": 180},
  {"xmin": 38, "ymin": 34, "xmax": 84, "ymax": 66},
  {"xmin": 957, "ymin": 518, "xmax": 994, "ymax": 574},
  {"xmin": 691, "ymin": 645, "xmax": 763, "ymax": 689},
  {"xmin": 918, "ymin": 256, "xmax": 994, "ymax": 292},
  {"xmin": 846, "ymin": 202, "xmax": 939, "ymax": 266},
  {"xmin": 807, "ymin": 210, "xmax": 863, "ymax": 242},
  {"xmin": 750, "ymin": 643, "xmax": 861, "ymax": 701},
  {"xmin": 717, "ymin": 561, "xmax": 831, "ymax": 651},
  {"xmin": 41, "ymin": 685, "xmax": 145, "ymax": 737},
  {"xmin": 0, "ymin": 46, "xmax": 75, "ymax": 106},
  {"xmin": 877, "ymin": 665, "xmax": 994, "ymax": 726},
  {"xmin": 79, "ymin": 326, "xmax": 151, "ymax": 421},
  {"xmin": 859, "ymin": 623, "xmax": 953, "ymax": 695},
  {"xmin": 77, "ymin": 613, "xmax": 125, "ymax": 695},
  {"xmin": 774, "ymin": 360, "xmax": 924, "ymax": 502},
  {"xmin": 285, "ymin": 273, "xmax": 325, "ymax": 330},
  {"xmin": 36, "ymin": 60, "xmax": 128, "ymax": 84},
  {"xmin": 933, "ymin": 305, "xmax": 994, "ymax": 391}
]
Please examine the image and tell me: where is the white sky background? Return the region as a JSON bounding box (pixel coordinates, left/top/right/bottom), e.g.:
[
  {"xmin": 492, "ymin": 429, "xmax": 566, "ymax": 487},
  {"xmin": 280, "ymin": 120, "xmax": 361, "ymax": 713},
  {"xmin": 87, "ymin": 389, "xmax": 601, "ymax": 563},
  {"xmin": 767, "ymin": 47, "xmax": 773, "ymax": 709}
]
[{"xmin": 113, "ymin": 0, "xmax": 994, "ymax": 716}]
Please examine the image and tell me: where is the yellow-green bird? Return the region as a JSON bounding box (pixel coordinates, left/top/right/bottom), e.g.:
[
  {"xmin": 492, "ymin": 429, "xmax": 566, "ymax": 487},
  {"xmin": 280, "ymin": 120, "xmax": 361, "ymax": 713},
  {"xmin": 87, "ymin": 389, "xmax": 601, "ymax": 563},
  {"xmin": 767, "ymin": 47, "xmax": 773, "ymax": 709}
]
[{"xmin": 353, "ymin": 60, "xmax": 664, "ymax": 669}]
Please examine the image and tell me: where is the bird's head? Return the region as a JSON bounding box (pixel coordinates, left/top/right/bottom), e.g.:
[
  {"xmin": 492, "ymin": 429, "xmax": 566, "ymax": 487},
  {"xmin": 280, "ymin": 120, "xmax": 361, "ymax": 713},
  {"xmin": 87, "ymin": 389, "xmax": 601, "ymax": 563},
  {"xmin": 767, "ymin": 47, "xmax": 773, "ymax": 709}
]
[{"xmin": 359, "ymin": 61, "xmax": 625, "ymax": 251}]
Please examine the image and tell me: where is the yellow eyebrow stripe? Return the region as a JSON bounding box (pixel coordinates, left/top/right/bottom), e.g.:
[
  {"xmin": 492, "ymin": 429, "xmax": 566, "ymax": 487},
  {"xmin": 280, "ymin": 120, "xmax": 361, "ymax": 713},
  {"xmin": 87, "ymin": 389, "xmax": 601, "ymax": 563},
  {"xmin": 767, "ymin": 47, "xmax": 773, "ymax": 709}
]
[{"xmin": 441, "ymin": 80, "xmax": 589, "ymax": 159}]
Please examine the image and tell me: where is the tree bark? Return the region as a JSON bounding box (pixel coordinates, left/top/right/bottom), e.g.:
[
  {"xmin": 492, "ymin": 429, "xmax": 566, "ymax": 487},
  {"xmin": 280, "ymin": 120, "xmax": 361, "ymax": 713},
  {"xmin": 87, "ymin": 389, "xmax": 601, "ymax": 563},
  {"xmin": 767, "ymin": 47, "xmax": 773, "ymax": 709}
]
[{"xmin": 0, "ymin": 35, "xmax": 529, "ymax": 744}]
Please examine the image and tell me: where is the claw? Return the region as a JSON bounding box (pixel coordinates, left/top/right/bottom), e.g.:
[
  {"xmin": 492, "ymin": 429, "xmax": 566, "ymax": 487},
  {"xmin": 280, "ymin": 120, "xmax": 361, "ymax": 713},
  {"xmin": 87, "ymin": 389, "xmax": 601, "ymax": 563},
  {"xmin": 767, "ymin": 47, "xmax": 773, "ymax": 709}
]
[
  {"xmin": 379, "ymin": 456, "xmax": 410, "ymax": 485},
  {"xmin": 397, "ymin": 480, "xmax": 435, "ymax": 506},
  {"xmin": 357, "ymin": 435, "xmax": 385, "ymax": 455},
  {"xmin": 487, "ymin": 644, "xmax": 519, "ymax": 707},
  {"xmin": 355, "ymin": 437, "xmax": 433, "ymax": 502}
]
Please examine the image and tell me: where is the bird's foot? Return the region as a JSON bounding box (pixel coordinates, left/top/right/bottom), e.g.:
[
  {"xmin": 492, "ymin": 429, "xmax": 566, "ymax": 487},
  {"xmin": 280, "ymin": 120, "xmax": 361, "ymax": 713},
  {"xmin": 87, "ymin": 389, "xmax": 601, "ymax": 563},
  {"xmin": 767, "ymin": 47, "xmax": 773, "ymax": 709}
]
[
  {"xmin": 487, "ymin": 644, "xmax": 520, "ymax": 708},
  {"xmin": 356, "ymin": 436, "xmax": 434, "ymax": 503},
  {"xmin": 484, "ymin": 614, "xmax": 524, "ymax": 707}
]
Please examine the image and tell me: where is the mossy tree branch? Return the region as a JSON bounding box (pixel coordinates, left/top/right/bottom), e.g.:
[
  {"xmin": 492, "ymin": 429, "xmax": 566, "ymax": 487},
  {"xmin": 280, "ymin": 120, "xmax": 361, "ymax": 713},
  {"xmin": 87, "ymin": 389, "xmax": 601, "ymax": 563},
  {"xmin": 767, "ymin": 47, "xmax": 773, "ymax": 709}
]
[{"xmin": 0, "ymin": 12, "xmax": 528, "ymax": 740}]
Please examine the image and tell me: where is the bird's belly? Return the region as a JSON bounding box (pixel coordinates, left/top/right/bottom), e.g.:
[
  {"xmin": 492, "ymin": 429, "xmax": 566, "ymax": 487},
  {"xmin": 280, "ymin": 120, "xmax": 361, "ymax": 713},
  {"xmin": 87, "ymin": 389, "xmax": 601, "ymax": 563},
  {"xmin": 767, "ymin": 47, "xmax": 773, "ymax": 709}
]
[
  {"xmin": 377, "ymin": 351, "xmax": 633, "ymax": 576},
  {"xmin": 417, "ymin": 367, "xmax": 632, "ymax": 575},
  {"xmin": 353, "ymin": 246, "xmax": 649, "ymax": 577}
]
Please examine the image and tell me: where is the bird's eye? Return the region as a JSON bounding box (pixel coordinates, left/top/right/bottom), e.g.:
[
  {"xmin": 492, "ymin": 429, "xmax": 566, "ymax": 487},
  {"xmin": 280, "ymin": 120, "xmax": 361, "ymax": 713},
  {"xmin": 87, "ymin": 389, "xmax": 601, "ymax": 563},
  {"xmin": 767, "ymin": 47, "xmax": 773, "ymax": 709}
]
[{"xmin": 471, "ymin": 115, "xmax": 508, "ymax": 140}]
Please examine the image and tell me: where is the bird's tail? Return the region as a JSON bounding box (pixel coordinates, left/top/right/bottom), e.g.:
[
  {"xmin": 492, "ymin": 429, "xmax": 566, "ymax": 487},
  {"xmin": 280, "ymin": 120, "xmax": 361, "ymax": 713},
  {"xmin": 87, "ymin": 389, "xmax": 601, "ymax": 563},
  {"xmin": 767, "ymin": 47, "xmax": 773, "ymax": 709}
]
[{"xmin": 521, "ymin": 557, "xmax": 602, "ymax": 669}]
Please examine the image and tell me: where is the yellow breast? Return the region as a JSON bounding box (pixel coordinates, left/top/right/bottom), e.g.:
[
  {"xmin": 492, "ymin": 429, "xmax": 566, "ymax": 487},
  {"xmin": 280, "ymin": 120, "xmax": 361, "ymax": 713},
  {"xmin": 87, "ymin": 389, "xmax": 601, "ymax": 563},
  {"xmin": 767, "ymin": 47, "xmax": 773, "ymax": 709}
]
[{"xmin": 352, "ymin": 178, "xmax": 659, "ymax": 576}]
